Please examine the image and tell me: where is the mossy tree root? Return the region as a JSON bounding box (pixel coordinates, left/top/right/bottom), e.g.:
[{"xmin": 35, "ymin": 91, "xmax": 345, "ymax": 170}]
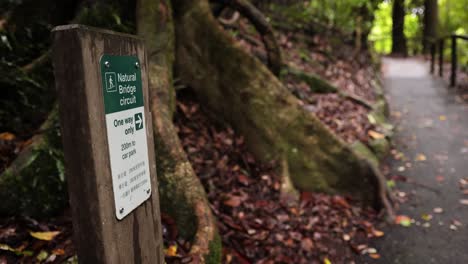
[
  {"xmin": 137, "ymin": 0, "xmax": 220, "ymax": 262},
  {"xmin": 173, "ymin": 0, "xmax": 392, "ymax": 213},
  {"xmin": 285, "ymin": 66, "xmax": 374, "ymax": 109},
  {"xmin": 215, "ymin": 0, "xmax": 282, "ymax": 76}
]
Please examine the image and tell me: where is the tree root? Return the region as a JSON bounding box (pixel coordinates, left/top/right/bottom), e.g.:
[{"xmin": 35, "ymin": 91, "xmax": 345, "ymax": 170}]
[
  {"xmin": 173, "ymin": 0, "xmax": 391, "ymax": 211},
  {"xmin": 215, "ymin": 0, "xmax": 282, "ymax": 76},
  {"xmin": 286, "ymin": 66, "xmax": 374, "ymax": 109},
  {"xmin": 137, "ymin": 0, "xmax": 220, "ymax": 261}
]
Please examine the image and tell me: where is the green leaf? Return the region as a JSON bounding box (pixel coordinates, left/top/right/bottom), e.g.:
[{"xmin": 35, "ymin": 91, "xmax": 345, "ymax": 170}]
[{"xmin": 36, "ymin": 250, "xmax": 49, "ymax": 261}]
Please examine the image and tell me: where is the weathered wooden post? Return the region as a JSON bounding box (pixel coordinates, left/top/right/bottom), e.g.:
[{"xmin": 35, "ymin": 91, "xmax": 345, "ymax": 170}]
[
  {"xmin": 450, "ymin": 35, "xmax": 457, "ymax": 87},
  {"xmin": 52, "ymin": 25, "xmax": 163, "ymax": 263}
]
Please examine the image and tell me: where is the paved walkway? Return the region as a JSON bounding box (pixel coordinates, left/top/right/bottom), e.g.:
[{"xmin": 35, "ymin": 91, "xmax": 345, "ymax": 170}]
[{"xmin": 362, "ymin": 58, "xmax": 468, "ymax": 263}]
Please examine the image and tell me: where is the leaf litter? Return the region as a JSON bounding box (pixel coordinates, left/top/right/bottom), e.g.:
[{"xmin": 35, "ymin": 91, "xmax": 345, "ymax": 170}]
[{"xmin": 173, "ymin": 95, "xmax": 384, "ymax": 263}]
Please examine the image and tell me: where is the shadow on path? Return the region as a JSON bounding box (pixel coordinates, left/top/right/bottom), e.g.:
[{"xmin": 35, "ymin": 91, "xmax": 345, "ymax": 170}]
[{"xmin": 360, "ymin": 57, "xmax": 468, "ymax": 264}]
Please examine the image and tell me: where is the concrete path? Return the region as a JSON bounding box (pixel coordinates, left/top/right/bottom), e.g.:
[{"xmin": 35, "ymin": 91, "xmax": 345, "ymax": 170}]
[{"xmin": 361, "ymin": 58, "xmax": 468, "ymax": 263}]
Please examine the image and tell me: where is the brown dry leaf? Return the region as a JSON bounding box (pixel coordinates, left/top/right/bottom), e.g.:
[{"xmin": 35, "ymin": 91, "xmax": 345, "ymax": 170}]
[
  {"xmin": 369, "ymin": 253, "xmax": 381, "ymax": 259},
  {"xmin": 372, "ymin": 229, "xmax": 384, "ymax": 237},
  {"xmin": 368, "ymin": 130, "xmax": 385, "ymax": 139},
  {"xmin": 52, "ymin": 248, "xmax": 65, "ymax": 255},
  {"xmin": 237, "ymin": 174, "xmax": 250, "ymax": 186},
  {"xmin": 301, "ymin": 238, "xmax": 314, "ymax": 251},
  {"xmin": 415, "ymin": 154, "xmax": 427, "ymax": 161},
  {"xmin": 29, "ymin": 231, "xmax": 60, "ymax": 241},
  {"xmin": 0, "ymin": 132, "xmax": 15, "ymax": 141},
  {"xmin": 224, "ymin": 195, "xmax": 243, "ymax": 207}
]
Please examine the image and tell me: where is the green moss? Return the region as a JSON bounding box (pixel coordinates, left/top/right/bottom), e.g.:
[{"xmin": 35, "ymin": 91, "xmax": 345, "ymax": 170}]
[
  {"xmin": 0, "ymin": 144, "xmax": 67, "ymax": 217},
  {"xmin": 205, "ymin": 232, "xmax": 222, "ymax": 264},
  {"xmin": 285, "ymin": 68, "xmax": 338, "ymax": 94},
  {"xmin": 351, "ymin": 141, "xmax": 379, "ymax": 168},
  {"xmin": 153, "ymin": 135, "xmax": 197, "ymax": 239},
  {"xmin": 369, "ymin": 138, "xmax": 390, "ymax": 159}
]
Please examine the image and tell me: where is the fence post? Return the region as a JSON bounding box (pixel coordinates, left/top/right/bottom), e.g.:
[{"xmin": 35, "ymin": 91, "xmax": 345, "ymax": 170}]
[
  {"xmin": 439, "ymin": 39, "xmax": 444, "ymax": 77},
  {"xmin": 450, "ymin": 35, "xmax": 457, "ymax": 87},
  {"xmin": 52, "ymin": 25, "xmax": 163, "ymax": 263},
  {"xmin": 430, "ymin": 42, "xmax": 435, "ymax": 74}
]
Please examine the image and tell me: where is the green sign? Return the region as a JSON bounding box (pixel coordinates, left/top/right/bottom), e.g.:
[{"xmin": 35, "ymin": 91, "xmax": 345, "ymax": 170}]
[
  {"xmin": 100, "ymin": 54, "xmax": 151, "ymax": 220},
  {"xmin": 100, "ymin": 55, "xmax": 144, "ymax": 114}
]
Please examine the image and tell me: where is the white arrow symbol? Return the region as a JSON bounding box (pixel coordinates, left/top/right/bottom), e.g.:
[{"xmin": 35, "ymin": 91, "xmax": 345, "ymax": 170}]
[{"xmin": 136, "ymin": 114, "xmax": 142, "ymax": 128}]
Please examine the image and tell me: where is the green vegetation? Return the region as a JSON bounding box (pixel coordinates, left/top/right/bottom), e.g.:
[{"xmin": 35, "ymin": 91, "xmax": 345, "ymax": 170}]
[{"xmin": 371, "ymin": 0, "xmax": 468, "ymax": 65}]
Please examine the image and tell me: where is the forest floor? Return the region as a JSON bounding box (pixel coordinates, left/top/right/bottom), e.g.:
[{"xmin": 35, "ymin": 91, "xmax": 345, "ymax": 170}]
[{"xmin": 357, "ymin": 57, "xmax": 468, "ymax": 263}]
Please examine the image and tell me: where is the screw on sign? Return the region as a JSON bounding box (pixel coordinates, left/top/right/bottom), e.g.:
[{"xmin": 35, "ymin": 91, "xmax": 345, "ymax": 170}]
[{"xmin": 52, "ymin": 25, "xmax": 163, "ymax": 263}]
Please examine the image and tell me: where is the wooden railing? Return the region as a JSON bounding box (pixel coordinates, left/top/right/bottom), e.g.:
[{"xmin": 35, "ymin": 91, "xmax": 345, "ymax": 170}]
[{"xmin": 430, "ymin": 34, "xmax": 468, "ymax": 87}]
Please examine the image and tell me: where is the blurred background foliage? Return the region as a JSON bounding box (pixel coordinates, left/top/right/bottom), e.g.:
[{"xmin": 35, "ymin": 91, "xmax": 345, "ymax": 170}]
[{"xmin": 370, "ymin": 0, "xmax": 467, "ymax": 68}]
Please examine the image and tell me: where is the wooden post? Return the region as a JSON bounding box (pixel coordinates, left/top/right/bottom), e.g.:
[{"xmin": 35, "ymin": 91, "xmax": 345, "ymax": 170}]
[
  {"xmin": 439, "ymin": 39, "xmax": 444, "ymax": 77},
  {"xmin": 450, "ymin": 35, "xmax": 457, "ymax": 87},
  {"xmin": 52, "ymin": 25, "xmax": 163, "ymax": 263},
  {"xmin": 430, "ymin": 42, "xmax": 436, "ymax": 74}
]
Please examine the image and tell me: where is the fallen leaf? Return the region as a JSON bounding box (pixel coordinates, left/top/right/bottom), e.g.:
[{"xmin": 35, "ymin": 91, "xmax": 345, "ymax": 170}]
[
  {"xmin": 460, "ymin": 199, "xmax": 468, "ymax": 205},
  {"xmin": 223, "ymin": 195, "xmax": 243, "ymax": 207},
  {"xmin": 395, "ymin": 215, "xmax": 412, "ymax": 227},
  {"xmin": 369, "ymin": 253, "xmax": 381, "ymax": 259},
  {"xmin": 36, "ymin": 250, "xmax": 49, "ymax": 261},
  {"xmin": 386, "ymin": 180, "xmax": 396, "ymax": 188},
  {"xmin": 0, "ymin": 132, "xmax": 15, "ymax": 141},
  {"xmin": 165, "ymin": 245, "xmax": 177, "ymax": 257},
  {"xmin": 368, "ymin": 130, "xmax": 385, "ymax": 139},
  {"xmin": 421, "ymin": 214, "xmax": 433, "ymax": 221},
  {"xmin": 460, "ymin": 179, "xmax": 468, "ymax": 187},
  {"xmin": 452, "ymin": 219, "xmax": 462, "ymax": 227},
  {"xmin": 323, "ymin": 257, "xmax": 332, "ymax": 264},
  {"xmin": 435, "ymin": 175, "xmax": 445, "ymax": 182},
  {"xmin": 0, "ymin": 244, "xmax": 15, "ymax": 253},
  {"xmin": 439, "ymin": 115, "xmax": 447, "ymax": 121},
  {"xmin": 52, "ymin": 248, "xmax": 65, "ymax": 255},
  {"xmin": 301, "ymin": 238, "xmax": 314, "ymax": 251},
  {"xmin": 433, "ymin": 207, "xmax": 443, "ymax": 214},
  {"xmin": 415, "ymin": 154, "xmax": 427, "ymax": 161},
  {"xmin": 237, "ymin": 174, "xmax": 250, "ymax": 186},
  {"xmin": 372, "ymin": 229, "xmax": 384, "ymax": 237},
  {"xmin": 30, "ymin": 231, "xmax": 60, "ymax": 241}
]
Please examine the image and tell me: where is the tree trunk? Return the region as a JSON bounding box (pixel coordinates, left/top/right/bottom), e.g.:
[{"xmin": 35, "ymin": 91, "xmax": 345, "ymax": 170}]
[
  {"xmin": 172, "ymin": 0, "xmax": 390, "ymax": 209},
  {"xmin": 422, "ymin": 0, "xmax": 438, "ymax": 54},
  {"xmin": 391, "ymin": 0, "xmax": 407, "ymax": 56},
  {"xmin": 136, "ymin": 0, "xmax": 221, "ymax": 262}
]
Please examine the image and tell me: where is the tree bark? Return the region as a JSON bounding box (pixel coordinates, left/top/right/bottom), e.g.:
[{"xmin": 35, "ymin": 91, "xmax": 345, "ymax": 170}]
[
  {"xmin": 136, "ymin": 0, "xmax": 220, "ymax": 262},
  {"xmin": 227, "ymin": 0, "xmax": 282, "ymax": 76},
  {"xmin": 172, "ymin": 0, "xmax": 390, "ymax": 209},
  {"xmin": 422, "ymin": 0, "xmax": 438, "ymax": 54},
  {"xmin": 391, "ymin": 0, "xmax": 407, "ymax": 56}
]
